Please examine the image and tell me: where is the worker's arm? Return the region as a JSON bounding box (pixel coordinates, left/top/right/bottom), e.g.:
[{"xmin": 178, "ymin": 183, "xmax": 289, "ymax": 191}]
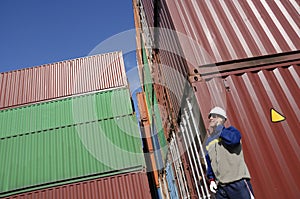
[
  {"xmin": 205, "ymin": 153, "xmax": 215, "ymax": 181},
  {"xmin": 220, "ymin": 126, "xmax": 241, "ymax": 146},
  {"xmin": 205, "ymin": 153, "xmax": 217, "ymax": 193}
]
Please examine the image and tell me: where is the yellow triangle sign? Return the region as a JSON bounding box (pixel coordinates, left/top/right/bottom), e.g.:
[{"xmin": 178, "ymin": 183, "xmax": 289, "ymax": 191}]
[{"xmin": 271, "ymin": 108, "xmax": 285, "ymax": 123}]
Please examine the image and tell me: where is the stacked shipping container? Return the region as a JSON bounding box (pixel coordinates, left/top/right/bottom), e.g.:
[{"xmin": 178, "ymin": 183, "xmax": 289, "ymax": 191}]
[
  {"xmin": 135, "ymin": 41, "xmax": 170, "ymax": 198},
  {"xmin": 3, "ymin": 172, "xmax": 151, "ymax": 199},
  {"xmin": 0, "ymin": 52, "xmax": 152, "ymax": 198},
  {"xmin": 134, "ymin": 0, "xmax": 300, "ymax": 198},
  {"xmin": 0, "ymin": 52, "xmax": 127, "ymax": 110}
]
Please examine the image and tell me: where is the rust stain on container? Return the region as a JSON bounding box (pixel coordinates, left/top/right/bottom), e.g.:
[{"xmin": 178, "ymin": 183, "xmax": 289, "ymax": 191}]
[
  {"xmin": 192, "ymin": 60, "xmax": 300, "ymax": 199},
  {"xmin": 0, "ymin": 51, "xmax": 127, "ymax": 110},
  {"xmin": 3, "ymin": 171, "xmax": 152, "ymax": 199}
]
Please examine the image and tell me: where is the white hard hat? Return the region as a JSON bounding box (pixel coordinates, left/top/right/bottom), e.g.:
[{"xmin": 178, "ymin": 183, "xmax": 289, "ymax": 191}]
[{"xmin": 208, "ymin": 106, "xmax": 227, "ymax": 119}]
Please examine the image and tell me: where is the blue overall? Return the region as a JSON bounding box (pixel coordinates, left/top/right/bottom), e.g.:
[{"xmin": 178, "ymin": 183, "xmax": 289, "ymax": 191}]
[{"xmin": 216, "ymin": 179, "xmax": 254, "ymax": 199}]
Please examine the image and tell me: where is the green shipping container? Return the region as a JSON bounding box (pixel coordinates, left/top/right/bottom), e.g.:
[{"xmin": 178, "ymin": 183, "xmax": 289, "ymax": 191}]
[
  {"xmin": 0, "ymin": 115, "xmax": 145, "ymax": 195},
  {"xmin": 0, "ymin": 87, "xmax": 133, "ymax": 138},
  {"xmin": 0, "ymin": 87, "xmax": 146, "ymax": 196}
]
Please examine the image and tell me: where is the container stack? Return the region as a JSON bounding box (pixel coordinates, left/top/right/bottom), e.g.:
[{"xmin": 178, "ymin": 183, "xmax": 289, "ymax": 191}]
[
  {"xmin": 133, "ymin": 0, "xmax": 300, "ymax": 198},
  {"xmin": 0, "ymin": 51, "xmax": 152, "ymax": 198}
]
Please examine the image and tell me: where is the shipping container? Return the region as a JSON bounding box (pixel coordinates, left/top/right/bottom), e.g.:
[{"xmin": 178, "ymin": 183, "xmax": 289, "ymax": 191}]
[
  {"xmin": 140, "ymin": 0, "xmax": 300, "ymax": 67},
  {"xmin": 136, "ymin": 0, "xmax": 300, "ymax": 123},
  {"xmin": 136, "ymin": 92, "xmax": 159, "ymax": 183},
  {"xmin": 0, "ymin": 114, "xmax": 145, "ymax": 197},
  {"xmin": 0, "ymin": 87, "xmax": 133, "ymax": 138},
  {"xmin": 135, "ymin": 0, "xmax": 192, "ymax": 124},
  {"xmin": 170, "ymin": 1, "xmax": 299, "ymax": 66},
  {"xmin": 134, "ymin": 0, "xmax": 300, "ymax": 198},
  {"xmin": 3, "ymin": 171, "xmax": 152, "ymax": 199},
  {"xmin": 191, "ymin": 59, "xmax": 300, "ymax": 199},
  {"xmin": 0, "ymin": 51, "xmax": 127, "ymax": 110},
  {"xmin": 134, "ymin": 1, "xmax": 202, "ymax": 196},
  {"xmin": 166, "ymin": 163, "xmax": 179, "ymax": 199},
  {"xmin": 139, "ymin": 41, "xmax": 168, "ymax": 159}
]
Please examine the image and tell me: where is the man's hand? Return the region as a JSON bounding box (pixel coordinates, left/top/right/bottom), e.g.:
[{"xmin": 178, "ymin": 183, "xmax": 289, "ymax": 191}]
[
  {"xmin": 207, "ymin": 126, "xmax": 214, "ymax": 136},
  {"xmin": 210, "ymin": 181, "xmax": 217, "ymax": 193}
]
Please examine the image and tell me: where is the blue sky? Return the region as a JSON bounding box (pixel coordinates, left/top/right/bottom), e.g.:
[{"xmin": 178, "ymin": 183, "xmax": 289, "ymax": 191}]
[
  {"xmin": 0, "ymin": 0, "xmax": 142, "ymax": 118},
  {"xmin": 0, "ymin": 0, "xmax": 137, "ymax": 73}
]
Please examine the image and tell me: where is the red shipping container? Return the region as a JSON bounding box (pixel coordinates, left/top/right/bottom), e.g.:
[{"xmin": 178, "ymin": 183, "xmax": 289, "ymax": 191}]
[
  {"xmin": 0, "ymin": 51, "xmax": 127, "ymax": 110},
  {"xmin": 3, "ymin": 171, "xmax": 152, "ymax": 199},
  {"xmin": 141, "ymin": 0, "xmax": 300, "ymax": 67},
  {"xmin": 192, "ymin": 59, "xmax": 300, "ymax": 199},
  {"xmin": 135, "ymin": 1, "xmax": 300, "ymax": 198}
]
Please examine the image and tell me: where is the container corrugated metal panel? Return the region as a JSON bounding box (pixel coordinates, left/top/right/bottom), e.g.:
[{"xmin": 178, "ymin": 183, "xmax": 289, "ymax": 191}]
[
  {"xmin": 0, "ymin": 88, "xmax": 132, "ymax": 138},
  {"xmin": 140, "ymin": 42, "xmax": 174, "ymax": 136},
  {"xmin": 0, "ymin": 115, "xmax": 145, "ymax": 196},
  {"xmin": 193, "ymin": 60, "xmax": 300, "ymax": 199},
  {"xmin": 138, "ymin": 0, "xmax": 300, "ymax": 120},
  {"xmin": 152, "ymin": 128, "xmax": 163, "ymax": 170},
  {"xmin": 166, "ymin": 163, "xmax": 179, "ymax": 199},
  {"xmin": 3, "ymin": 171, "xmax": 152, "ymax": 199},
  {"xmin": 141, "ymin": 45, "xmax": 154, "ymax": 124},
  {"xmin": 133, "ymin": 0, "xmax": 145, "ymax": 84},
  {"xmin": 163, "ymin": 0, "xmax": 300, "ymax": 66},
  {"xmin": 140, "ymin": 0, "xmax": 154, "ymax": 28},
  {"xmin": 153, "ymin": 93, "xmax": 168, "ymax": 160},
  {"xmin": 140, "ymin": 45, "xmax": 168, "ymax": 164},
  {"xmin": 139, "ymin": 0, "xmax": 190, "ymax": 120},
  {"xmin": 157, "ymin": 53, "xmax": 186, "ymax": 119},
  {"xmin": 136, "ymin": 92, "xmax": 160, "ymax": 188},
  {"xmin": 137, "ymin": 2, "xmax": 300, "ymax": 198},
  {"xmin": 0, "ymin": 51, "xmax": 127, "ymax": 110}
]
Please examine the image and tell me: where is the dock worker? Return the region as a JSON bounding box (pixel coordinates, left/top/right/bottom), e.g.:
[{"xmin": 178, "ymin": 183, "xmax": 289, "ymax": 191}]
[{"xmin": 205, "ymin": 106, "xmax": 254, "ymax": 199}]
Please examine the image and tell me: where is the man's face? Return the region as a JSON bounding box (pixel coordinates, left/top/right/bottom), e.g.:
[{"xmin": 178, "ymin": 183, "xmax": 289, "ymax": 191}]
[{"xmin": 209, "ymin": 114, "xmax": 224, "ymax": 130}]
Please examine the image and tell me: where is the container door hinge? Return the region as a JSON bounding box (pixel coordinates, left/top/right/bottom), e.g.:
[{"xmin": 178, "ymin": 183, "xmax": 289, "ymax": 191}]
[
  {"xmin": 223, "ymin": 79, "xmax": 231, "ymax": 92},
  {"xmin": 188, "ymin": 74, "xmax": 202, "ymax": 83}
]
